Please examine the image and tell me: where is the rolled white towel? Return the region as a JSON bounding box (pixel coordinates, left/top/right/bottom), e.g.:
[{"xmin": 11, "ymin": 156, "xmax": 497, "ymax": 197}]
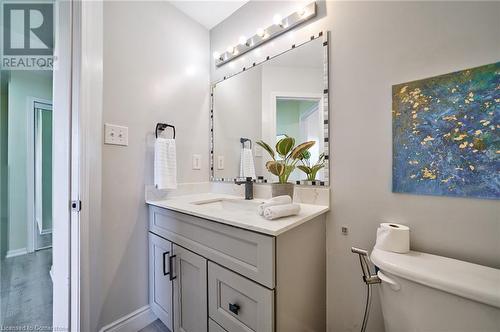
[
  {"xmin": 257, "ymin": 195, "xmax": 292, "ymax": 216},
  {"xmin": 263, "ymin": 203, "xmax": 301, "ymax": 220}
]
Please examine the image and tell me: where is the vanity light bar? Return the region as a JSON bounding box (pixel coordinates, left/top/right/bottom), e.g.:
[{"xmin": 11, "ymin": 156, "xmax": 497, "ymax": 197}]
[{"xmin": 214, "ymin": 2, "xmax": 317, "ymax": 67}]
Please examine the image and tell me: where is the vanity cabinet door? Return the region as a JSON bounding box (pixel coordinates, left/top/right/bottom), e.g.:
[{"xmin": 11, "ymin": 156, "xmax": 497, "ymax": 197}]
[
  {"xmin": 149, "ymin": 233, "xmax": 173, "ymax": 331},
  {"xmin": 173, "ymin": 244, "xmax": 208, "ymax": 332}
]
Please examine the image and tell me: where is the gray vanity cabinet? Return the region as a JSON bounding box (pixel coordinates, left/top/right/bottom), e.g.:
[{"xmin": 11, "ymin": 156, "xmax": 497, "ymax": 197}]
[
  {"xmin": 149, "ymin": 233, "xmax": 174, "ymax": 331},
  {"xmin": 149, "ymin": 205, "xmax": 326, "ymax": 332},
  {"xmin": 172, "ymin": 244, "xmax": 208, "ymax": 332}
]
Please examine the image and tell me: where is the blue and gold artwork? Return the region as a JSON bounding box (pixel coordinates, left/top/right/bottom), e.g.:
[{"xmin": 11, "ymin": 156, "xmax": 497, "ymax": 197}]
[{"xmin": 392, "ymin": 62, "xmax": 500, "ymax": 199}]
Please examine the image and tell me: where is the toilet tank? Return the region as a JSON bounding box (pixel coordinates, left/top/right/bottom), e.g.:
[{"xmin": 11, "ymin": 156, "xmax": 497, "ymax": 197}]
[{"xmin": 370, "ymin": 249, "xmax": 500, "ymax": 332}]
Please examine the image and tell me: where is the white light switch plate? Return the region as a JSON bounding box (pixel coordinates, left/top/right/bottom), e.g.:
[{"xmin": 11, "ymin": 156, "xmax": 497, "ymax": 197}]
[
  {"xmin": 254, "ymin": 145, "xmax": 262, "ymax": 157},
  {"xmin": 217, "ymin": 156, "xmax": 224, "ymax": 170},
  {"xmin": 104, "ymin": 123, "xmax": 128, "ymax": 146},
  {"xmin": 192, "ymin": 154, "xmax": 201, "ymax": 170}
]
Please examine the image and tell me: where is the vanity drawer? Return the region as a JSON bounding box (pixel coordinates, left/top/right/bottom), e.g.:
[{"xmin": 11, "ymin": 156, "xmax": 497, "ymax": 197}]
[
  {"xmin": 208, "ymin": 262, "xmax": 274, "ymax": 332},
  {"xmin": 209, "ymin": 318, "xmax": 227, "ymax": 332},
  {"xmin": 149, "ymin": 206, "xmax": 275, "ymax": 288}
]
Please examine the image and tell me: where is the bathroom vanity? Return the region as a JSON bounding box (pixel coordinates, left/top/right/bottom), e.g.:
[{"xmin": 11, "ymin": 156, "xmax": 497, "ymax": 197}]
[{"xmin": 147, "ymin": 193, "xmax": 328, "ymax": 332}]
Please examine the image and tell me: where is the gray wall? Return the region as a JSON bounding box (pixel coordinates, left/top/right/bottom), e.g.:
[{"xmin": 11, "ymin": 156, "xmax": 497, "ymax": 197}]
[
  {"xmin": 100, "ymin": 1, "xmax": 209, "ymax": 329},
  {"xmin": 211, "ymin": 1, "xmax": 500, "ymax": 331}
]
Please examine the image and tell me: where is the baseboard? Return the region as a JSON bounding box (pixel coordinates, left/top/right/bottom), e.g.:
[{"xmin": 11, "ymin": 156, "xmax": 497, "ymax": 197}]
[
  {"xmin": 99, "ymin": 305, "xmax": 156, "ymax": 332},
  {"xmin": 41, "ymin": 228, "xmax": 52, "ymax": 235},
  {"xmin": 5, "ymin": 247, "xmax": 28, "ymax": 258}
]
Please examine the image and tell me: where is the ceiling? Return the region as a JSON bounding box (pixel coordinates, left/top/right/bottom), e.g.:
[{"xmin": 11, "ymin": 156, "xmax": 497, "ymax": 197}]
[{"xmin": 169, "ymin": 1, "xmax": 249, "ymax": 30}]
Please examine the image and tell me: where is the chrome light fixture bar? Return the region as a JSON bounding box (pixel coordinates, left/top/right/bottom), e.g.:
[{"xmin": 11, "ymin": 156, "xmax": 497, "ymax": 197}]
[{"xmin": 214, "ymin": 2, "xmax": 317, "ymax": 67}]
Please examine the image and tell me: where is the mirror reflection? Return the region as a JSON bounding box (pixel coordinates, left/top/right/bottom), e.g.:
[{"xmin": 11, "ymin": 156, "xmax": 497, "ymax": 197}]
[{"xmin": 212, "ymin": 37, "xmax": 328, "ymax": 185}]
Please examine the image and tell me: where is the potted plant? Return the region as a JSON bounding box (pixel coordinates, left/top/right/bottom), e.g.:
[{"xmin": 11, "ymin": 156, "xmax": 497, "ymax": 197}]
[
  {"xmin": 256, "ymin": 136, "xmax": 315, "ymax": 198},
  {"xmin": 297, "ymin": 151, "xmax": 326, "ymax": 182}
]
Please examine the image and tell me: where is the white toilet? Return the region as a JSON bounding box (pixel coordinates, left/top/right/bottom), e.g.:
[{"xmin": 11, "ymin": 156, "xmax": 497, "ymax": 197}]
[{"xmin": 371, "ymin": 248, "xmax": 500, "ymax": 332}]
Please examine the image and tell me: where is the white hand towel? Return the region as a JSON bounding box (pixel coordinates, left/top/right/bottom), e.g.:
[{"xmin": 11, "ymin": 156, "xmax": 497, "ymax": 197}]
[
  {"xmin": 257, "ymin": 195, "xmax": 292, "ymax": 216},
  {"xmin": 154, "ymin": 138, "xmax": 177, "ymax": 189},
  {"xmin": 263, "ymin": 203, "xmax": 301, "ymax": 220},
  {"xmin": 239, "ymin": 148, "xmax": 256, "ymax": 179}
]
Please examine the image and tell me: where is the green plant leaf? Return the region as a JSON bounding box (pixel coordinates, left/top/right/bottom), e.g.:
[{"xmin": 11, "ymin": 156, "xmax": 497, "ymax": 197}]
[
  {"xmin": 290, "ymin": 141, "xmax": 315, "ymax": 159},
  {"xmin": 311, "ymin": 164, "xmax": 325, "ymax": 173},
  {"xmin": 276, "ymin": 137, "xmax": 295, "ymax": 157},
  {"xmin": 297, "ymin": 165, "xmax": 312, "ymax": 174},
  {"xmin": 266, "ymin": 160, "xmax": 284, "ymax": 176},
  {"xmin": 299, "ymin": 150, "xmax": 311, "ymax": 160},
  {"xmin": 256, "ymin": 140, "xmax": 275, "ymax": 160}
]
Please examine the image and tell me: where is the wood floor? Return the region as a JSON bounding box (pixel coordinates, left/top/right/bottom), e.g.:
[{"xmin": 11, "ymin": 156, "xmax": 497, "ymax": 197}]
[
  {"xmin": 1, "ymin": 250, "xmax": 170, "ymax": 332},
  {"xmin": 0, "ymin": 249, "xmax": 52, "ymax": 330},
  {"xmin": 139, "ymin": 319, "xmax": 170, "ymax": 332}
]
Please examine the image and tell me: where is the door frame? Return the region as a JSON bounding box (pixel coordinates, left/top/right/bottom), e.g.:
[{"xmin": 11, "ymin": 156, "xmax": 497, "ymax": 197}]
[
  {"xmin": 51, "ymin": 0, "xmax": 73, "ymax": 329},
  {"xmin": 270, "ymin": 92, "xmax": 324, "ymax": 143},
  {"xmin": 266, "ymin": 92, "xmax": 324, "ymax": 181},
  {"xmin": 52, "ymin": 0, "xmax": 103, "ymax": 330},
  {"xmin": 26, "ymin": 97, "xmax": 53, "ymax": 253},
  {"xmin": 69, "ymin": 1, "xmax": 104, "ymax": 331}
]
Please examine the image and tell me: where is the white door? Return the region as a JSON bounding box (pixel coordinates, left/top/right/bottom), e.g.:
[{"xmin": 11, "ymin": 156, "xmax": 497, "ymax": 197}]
[
  {"xmin": 149, "ymin": 233, "xmax": 174, "ymax": 330},
  {"xmin": 52, "ymin": 0, "xmax": 74, "ymax": 329},
  {"xmin": 173, "ymin": 244, "xmax": 208, "ymax": 332}
]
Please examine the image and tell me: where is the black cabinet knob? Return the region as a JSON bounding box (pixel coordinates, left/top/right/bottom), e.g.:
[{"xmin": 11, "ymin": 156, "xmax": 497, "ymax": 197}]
[{"xmin": 228, "ymin": 303, "xmax": 240, "ymax": 315}]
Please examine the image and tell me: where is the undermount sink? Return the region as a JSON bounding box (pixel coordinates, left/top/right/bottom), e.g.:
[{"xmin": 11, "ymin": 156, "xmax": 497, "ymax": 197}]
[{"xmin": 191, "ymin": 198, "xmax": 262, "ymax": 212}]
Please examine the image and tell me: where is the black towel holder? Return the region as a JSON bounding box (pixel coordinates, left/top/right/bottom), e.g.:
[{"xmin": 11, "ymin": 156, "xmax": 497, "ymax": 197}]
[
  {"xmin": 156, "ymin": 123, "xmax": 176, "ymax": 139},
  {"xmin": 240, "ymin": 137, "xmax": 252, "ymax": 149}
]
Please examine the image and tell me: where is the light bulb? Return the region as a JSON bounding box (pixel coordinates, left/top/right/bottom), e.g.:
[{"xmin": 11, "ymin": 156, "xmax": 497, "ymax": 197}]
[
  {"xmin": 296, "ymin": 7, "xmax": 306, "ymax": 16},
  {"xmin": 238, "ymin": 36, "xmax": 247, "ymax": 46},
  {"xmin": 256, "ymin": 28, "xmax": 265, "ymax": 37},
  {"xmin": 273, "ymin": 14, "xmax": 283, "ymax": 26},
  {"xmin": 213, "ymin": 51, "xmax": 220, "ymax": 60},
  {"xmin": 226, "ymin": 46, "xmax": 234, "ymax": 54}
]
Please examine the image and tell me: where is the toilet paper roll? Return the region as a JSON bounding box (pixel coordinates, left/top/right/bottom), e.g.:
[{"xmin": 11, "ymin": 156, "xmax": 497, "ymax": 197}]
[{"xmin": 375, "ymin": 223, "xmax": 410, "ymax": 253}]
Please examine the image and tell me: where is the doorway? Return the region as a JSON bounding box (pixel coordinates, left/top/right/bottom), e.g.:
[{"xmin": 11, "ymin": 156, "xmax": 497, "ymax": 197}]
[
  {"xmin": 33, "ymin": 100, "xmax": 53, "ymax": 251},
  {"xmin": 274, "ymin": 95, "xmax": 324, "ymax": 182},
  {"xmin": 0, "ymin": 1, "xmax": 75, "ymax": 330}
]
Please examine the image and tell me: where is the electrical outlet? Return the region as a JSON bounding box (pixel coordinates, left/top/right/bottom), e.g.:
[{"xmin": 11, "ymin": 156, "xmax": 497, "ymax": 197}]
[
  {"xmin": 217, "ymin": 156, "xmax": 224, "ymax": 170},
  {"xmin": 104, "ymin": 123, "xmax": 128, "ymax": 146},
  {"xmin": 192, "ymin": 154, "xmax": 201, "ymax": 170}
]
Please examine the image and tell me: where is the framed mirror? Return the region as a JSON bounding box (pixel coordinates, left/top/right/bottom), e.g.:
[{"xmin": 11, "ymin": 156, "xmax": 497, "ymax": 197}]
[{"xmin": 210, "ymin": 31, "xmax": 329, "ymax": 186}]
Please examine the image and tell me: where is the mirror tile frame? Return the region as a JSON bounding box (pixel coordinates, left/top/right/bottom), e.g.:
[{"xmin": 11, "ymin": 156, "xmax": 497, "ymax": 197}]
[{"xmin": 210, "ymin": 31, "xmax": 330, "ymax": 187}]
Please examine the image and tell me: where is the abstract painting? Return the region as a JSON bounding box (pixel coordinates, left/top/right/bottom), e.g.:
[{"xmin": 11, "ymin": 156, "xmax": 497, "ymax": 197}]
[{"xmin": 392, "ymin": 62, "xmax": 500, "ymax": 199}]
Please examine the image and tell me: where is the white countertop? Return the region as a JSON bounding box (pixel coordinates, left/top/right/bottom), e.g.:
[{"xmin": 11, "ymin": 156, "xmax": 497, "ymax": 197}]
[{"xmin": 146, "ymin": 193, "xmax": 329, "ymax": 236}]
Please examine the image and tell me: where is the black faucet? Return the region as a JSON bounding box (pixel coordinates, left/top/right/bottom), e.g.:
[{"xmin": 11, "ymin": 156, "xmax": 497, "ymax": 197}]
[{"xmin": 235, "ymin": 177, "xmax": 254, "ymax": 200}]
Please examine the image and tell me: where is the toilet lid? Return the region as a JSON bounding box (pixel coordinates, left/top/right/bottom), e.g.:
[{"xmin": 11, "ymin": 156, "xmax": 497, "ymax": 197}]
[{"xmin": 371, "ymin": 248, "xmax": 500, "ymax": 309}]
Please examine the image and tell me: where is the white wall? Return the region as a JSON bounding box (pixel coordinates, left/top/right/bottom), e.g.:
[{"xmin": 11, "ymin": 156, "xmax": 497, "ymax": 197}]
[
  {"xmin": 100, "ymin": 1, "xmax": 209, "ymax": 329},
  {"xmin": 261, "ymin": 64, "xmax": 324, "ymax": 181},
  {"xmin": 211, "ymin": 2, "xmax": 500, "ymax": 331},
  {"xmin": 213, "ymin": 67, "xmax": 262, "ymax": 179},
  {"xmin": 7, "ymin": 71, "xmax": 52, "ymax": 253}
]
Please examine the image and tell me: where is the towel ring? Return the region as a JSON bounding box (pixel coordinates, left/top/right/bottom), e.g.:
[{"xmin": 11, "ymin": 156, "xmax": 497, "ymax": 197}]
[
  {"xmin": 156, "ymin": 123, "xmax": 176, "ymax": 139},
  {"xmin": 240, "ymin": 137, "xmax": 252, "ymax": 149}
]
